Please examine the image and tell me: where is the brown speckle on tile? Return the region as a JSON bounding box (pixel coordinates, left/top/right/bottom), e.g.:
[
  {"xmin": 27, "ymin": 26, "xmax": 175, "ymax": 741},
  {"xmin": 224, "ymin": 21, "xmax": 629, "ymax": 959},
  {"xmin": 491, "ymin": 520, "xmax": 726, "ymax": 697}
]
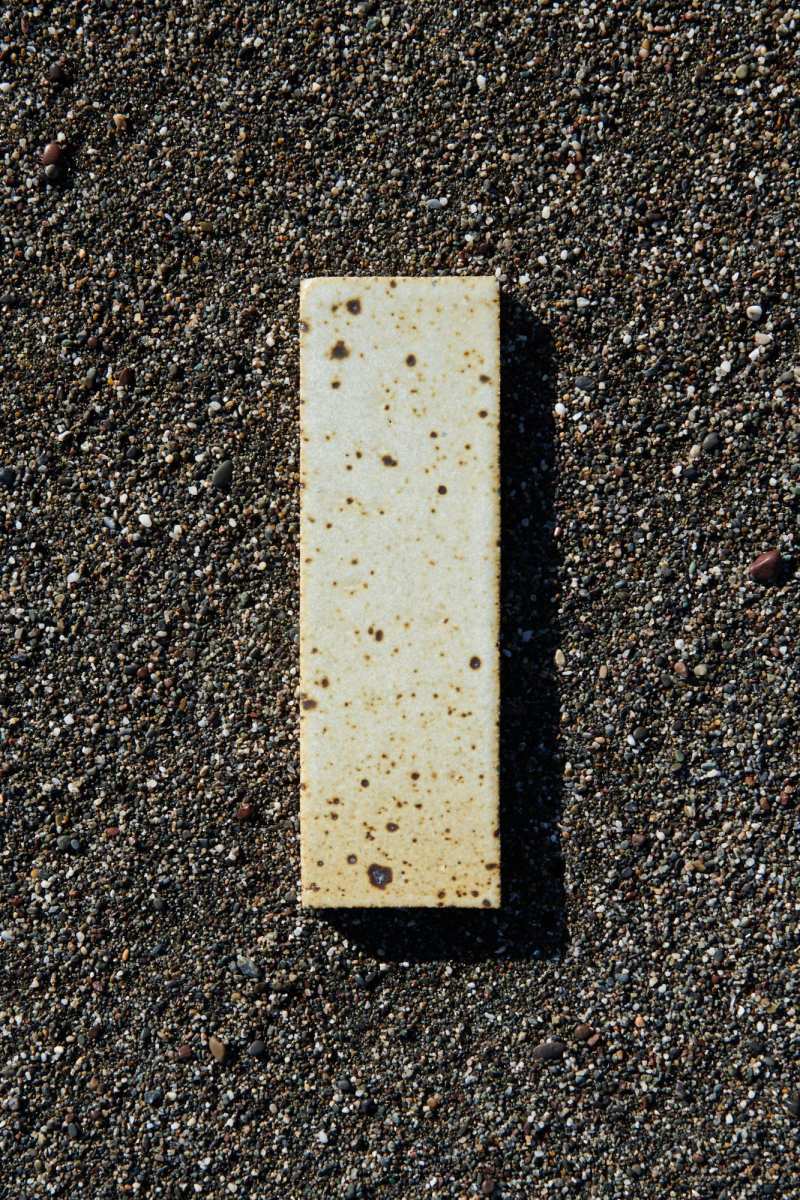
[
  {"xmin": 367, "ymin": 863, "xmax": 393, "ymax": 889},
  {"xmin": 437, "ymin": 485, "xmax": 447, "ymax": 495},
  {"xmin": 470, "ymin": 656, "xmax": 481, "ymax": 670},
  {"xmin": 346, "ymin": 298, "xmax": 361, "ymax": 314},
  {"xmin": 381, "ymin": 454, "xmax": 398, "ymax": 466},
  {"xmin": 406, "ymin": 353, "xmax": 417, "ymax": 366},
  {"xmin": 329, "ymin": 340, "xmax": 350, "ymax": 359}
]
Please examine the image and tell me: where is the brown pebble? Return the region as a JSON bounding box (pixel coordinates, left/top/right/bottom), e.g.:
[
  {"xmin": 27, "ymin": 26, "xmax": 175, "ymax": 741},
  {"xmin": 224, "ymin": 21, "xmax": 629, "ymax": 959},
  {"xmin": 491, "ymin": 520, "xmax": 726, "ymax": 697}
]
[
  {"xmin": 748, "ymin": 548, "xmax": 783, "ymax": 584},
  {"xmin": 574, "ymin": 1023, "xmax": 595, "ymax": 1041},
  {"xmin": 235, "ymin": 803, "xmax": 254, "ymax": 822},
  {"xmin": 208, "ymin": 1035, "xmax": 228, "ymax": 1062},
  {"xmin": 631, "ymin": 832, "xmax": 648, "ymax": 850},
  {"xmin": 176, "ymin": 1044, "xmax": 193, "ymax": 1061},
  {"xmin": 47, "ymin": 63, "xmax": 69, "ymax": 85},
  {"xmin": 42, "ymin": 142, "xmax": 63, "ymax": 166},
  {"xmin": 117, "ymin": 366, "xmax": 136, "ymax": 389}
]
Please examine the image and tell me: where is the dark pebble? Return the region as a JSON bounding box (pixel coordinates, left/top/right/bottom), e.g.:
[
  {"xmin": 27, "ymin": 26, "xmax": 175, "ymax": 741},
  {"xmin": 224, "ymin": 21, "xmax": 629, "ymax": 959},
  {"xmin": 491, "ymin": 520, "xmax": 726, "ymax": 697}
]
[
  {"xmin": 748, "ymin": 549, "xmax": 783, "ymax": 584},
  {"xmin": 247, "ymin": 1039, "xmax": 266, "ymax": 1057},
  {"xmin": 235, "ymin": 803, "xmax": 254, "ymax": 822},
  {"xmin": 212, "ymin": 459, "xmax": 234, "ymax": 491},
  {"xmin": 786, "ymin": 1093, "xmax": 800, "ymax": 1118},
  {"xmin": 47, "ymin": 62, "xmax": 69, "ymax": 84},
  {"xmin": 532, "ymin": 1040, "xmax": 565, "ymax": 1061},
  {"xmin": 117, "ymin": 366, "xmax": 136, "ymax": 389},
  {"xmin": 0, "ymin": 467, "xmax": 17, "ymax": 490},
  {"xmin": 42, "ymin": 142, "xmax": 63, "ymax": 166},
  {"xmin": 702, "ymin": 431, "xmax": 721, "ymax": 452}
]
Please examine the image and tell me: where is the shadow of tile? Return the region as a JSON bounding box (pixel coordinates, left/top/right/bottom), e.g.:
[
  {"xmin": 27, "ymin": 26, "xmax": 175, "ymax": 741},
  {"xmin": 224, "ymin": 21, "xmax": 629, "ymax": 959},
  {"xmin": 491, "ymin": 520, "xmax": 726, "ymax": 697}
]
[{"xmin": 316, "ymin": 294, "xmax": 565, "ymax": 962}]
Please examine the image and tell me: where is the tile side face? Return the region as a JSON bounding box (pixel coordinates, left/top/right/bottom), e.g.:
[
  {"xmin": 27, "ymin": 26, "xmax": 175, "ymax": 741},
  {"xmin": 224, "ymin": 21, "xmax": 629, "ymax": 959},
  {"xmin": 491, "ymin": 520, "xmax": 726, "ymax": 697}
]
[{"xmin": 299, "ymin": 276, "xmax": 500, "ymax": 907}]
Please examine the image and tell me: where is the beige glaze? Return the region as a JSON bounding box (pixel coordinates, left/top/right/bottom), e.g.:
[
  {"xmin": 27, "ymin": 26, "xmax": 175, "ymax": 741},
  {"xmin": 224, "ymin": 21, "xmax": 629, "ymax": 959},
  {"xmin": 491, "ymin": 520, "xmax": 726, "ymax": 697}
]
[{"xmin": 299, "ymin": 276, "xmax": 500, "ymax": 907}]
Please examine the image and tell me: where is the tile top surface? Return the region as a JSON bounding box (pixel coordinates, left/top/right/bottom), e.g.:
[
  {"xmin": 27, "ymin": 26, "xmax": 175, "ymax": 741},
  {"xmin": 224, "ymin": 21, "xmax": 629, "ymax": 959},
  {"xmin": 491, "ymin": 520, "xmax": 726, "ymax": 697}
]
[{"xmin": 299, "ymin": 276, "xmax": 500, "ymax": 907}]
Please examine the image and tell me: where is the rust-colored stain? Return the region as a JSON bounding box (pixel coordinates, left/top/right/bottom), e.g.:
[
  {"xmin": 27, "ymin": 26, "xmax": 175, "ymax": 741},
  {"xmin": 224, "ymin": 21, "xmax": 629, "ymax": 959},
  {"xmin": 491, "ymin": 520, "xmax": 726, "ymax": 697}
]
[{"xmin": 299, "ymin": 276, "xmax": 500, "ymax": 908}]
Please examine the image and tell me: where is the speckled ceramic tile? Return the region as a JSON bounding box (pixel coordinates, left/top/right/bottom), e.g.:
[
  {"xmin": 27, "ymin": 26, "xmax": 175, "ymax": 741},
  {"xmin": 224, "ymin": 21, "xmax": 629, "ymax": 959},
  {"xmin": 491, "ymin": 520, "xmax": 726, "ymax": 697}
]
[{"xmin": 299, "ymin": 276, "xmax": 500, "ymax": 908}]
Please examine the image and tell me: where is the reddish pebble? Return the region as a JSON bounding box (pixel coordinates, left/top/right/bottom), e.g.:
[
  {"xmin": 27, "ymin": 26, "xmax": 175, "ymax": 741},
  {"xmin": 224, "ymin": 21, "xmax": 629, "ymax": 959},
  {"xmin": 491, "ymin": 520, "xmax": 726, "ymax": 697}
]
[
  {"xmin": 117, "ymin": 366, "xmax": 136, "ymax": 388},
  {"xmin": 236, "ymin": 803, "xmax": 254, "ymax": 822},
  {"xmin": 749, "ymin": 549, "xmax": 782, "ymax": 584},
  {"xmin": 42, "ymin": 142, "xmax": 63, "ymax": 166},
  {"xmin": 104, "ymin": 826, "xmax": 120, "ymax": 839},
  {"xmin": 176, "ymin": 1044, "xmax": 193, "ymax": 1061},
  {"xmin": 574, "ymin": 1023, "xmax": 595, "ymax": 1041}
]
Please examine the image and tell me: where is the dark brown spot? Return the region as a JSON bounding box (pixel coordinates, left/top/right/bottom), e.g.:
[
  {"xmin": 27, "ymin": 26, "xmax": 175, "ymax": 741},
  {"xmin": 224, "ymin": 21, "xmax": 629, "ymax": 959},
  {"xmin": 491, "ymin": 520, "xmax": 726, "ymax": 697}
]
[
  {"xmin": 321, "ymin": 677, "xmax": 329, "ymax": 688},
  {"xmin": 411, "ymin": 771, "xmax": 420, "ymax": 780},
  {"xmin": 367, "ymin": 863, "xmax": 393, "ymax": 889},
  {"xmin": 330, "ymin": 340, "xmax": 350, "ymax": 359},
  {"xmin": 389, "ymin": 279, "xmax": 397, "ymax": 288},
  {"xmin": 347, "ymin": 854, "xmax": 357, "ymax": 864},
  {"xmin": 374, "ymin": 629, "xmax": 383, "ymax": 642},
  {"xmin": 437, "ymin": 485, "xmax": 447, "ymax": 495},
  {"xmin": 386, "ymin": 822, "xmax": 398, "ymax": 832},
  {"xmin": 482, "ymin": 898, "xmax": 492, "ymax": 908},
  {"xmin": 301, "ymin": 698, "xmax": 317, "ymax": 710},
  {"xmin": 331, "ymin": 379, "xmax": 341, "ymax": 389},
  {"xmin": 429, "ymin": 430, "xmax": 438, "ymax": 438},
  {"xmin": 381, "ymin": 455, "xmax": 397, "ymax": 466},
  {"xmin": 478, "ymin": 409, "xmax": 488, "ymax": 418},
  {"xmin": 406, "ymin": 354, "xmax": 416, "ymax": 366},
  {"xmin": 347, "ymin": 298, "xmax": 361, "ymax": 314},
  {"xmin": 360, "ymin": 778, "xmax": 369, "ymax": 788},
  {"xmin": 470, "ymin": 656, "xmax": 481, "ymax": 669},
  {"xmin": 479, "ymin": 373, "xmax": 490, "ymax": 383}
]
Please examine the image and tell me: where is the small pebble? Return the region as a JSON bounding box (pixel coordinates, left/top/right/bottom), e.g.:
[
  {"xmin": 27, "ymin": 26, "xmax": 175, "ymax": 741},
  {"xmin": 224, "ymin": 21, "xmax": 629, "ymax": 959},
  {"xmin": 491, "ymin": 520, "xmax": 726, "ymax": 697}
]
[
  {"xmin": 212, "ymin": 460, "xmax": 234, "ymax": 491},
  {"xmin": 208, "ymin": 1035, "xmax": 229, "ymax": 1063},
  {"xmin": 247, "ymin": 1039, "xmax": 266, "ymax": 1057},
  {"xmin": 748, "ymin": 549, "xmax": 783, "ymax": 584},
  {"xmin": 41, "ymin": 142, "xmax": 63, "ymax": 166},
  {"xmin": 746, "ymin": 304, "xmax": 763, "ymax": 321},
  {"xmin": 532, "ymin": 1040, "xmax": 565, "ymax": 1061}
]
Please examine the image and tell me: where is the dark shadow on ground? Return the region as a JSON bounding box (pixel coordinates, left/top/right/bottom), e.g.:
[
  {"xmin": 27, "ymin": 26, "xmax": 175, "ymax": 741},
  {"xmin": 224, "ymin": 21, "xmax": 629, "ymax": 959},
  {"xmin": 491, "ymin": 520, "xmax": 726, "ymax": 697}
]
[{"xmin": 317, "ymin": 295, "xmax": 565, "ymax": 962}]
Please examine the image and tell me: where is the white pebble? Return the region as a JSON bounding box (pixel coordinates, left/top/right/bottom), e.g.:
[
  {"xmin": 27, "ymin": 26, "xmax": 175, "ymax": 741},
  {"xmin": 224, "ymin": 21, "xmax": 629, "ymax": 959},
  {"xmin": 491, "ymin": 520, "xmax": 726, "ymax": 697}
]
[
  {"xmin": 138, "ymin": 514, "xmax": 152, "ymax": 528},
  {"xmin": 746, "ymin": 304, "xmax": 762, "ymax": 321},
  {"xmin": 555, "ymin": 402, "xmax": 566, "ymax": 416},
  {"xmin": 476, "ymin": 74, "xmax": 487, "ymax": 91}
]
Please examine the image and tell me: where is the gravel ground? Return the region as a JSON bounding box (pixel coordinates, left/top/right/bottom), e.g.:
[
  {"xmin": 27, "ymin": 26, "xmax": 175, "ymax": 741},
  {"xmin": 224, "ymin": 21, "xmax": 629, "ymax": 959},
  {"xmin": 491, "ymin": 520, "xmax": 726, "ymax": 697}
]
[{"xmin": 2, "ymin": 2, "xmax": 800, "ymax": 1197}]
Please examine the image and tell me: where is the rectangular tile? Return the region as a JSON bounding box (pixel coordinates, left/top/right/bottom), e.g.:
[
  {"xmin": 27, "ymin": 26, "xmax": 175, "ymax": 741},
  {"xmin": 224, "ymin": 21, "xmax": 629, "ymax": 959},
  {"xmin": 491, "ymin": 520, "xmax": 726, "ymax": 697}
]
[{"xmin": 299, "ymin": 276, "xmax": 500, "ymax": 907}]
